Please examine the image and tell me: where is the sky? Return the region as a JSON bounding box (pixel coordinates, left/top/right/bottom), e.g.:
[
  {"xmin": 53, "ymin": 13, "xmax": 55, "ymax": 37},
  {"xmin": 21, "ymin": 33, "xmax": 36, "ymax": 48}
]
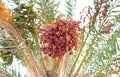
[{"xmin": 58, "ymin": 0, "xmax": 93, "ymax": 20}]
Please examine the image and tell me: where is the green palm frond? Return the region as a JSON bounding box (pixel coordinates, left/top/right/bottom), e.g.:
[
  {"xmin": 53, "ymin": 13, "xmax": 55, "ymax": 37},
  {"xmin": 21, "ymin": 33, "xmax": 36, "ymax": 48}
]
[
  {"xmin": 12, "ymin": 3, "xmax": 40, "ymax": 55},
  {"xmin": 35, "ymin": 0, "xmax": 60, "ymax": 25},
  {"xmin": 116, "ymin": 14, "xmax": 120, "ymax": 22},
  {"xmin": 68, "ymin": 0, "xmax": 120, "ymax": 76},
  {"xmin": 0, "ymin": 67, "xmax": 11, "ymax": 77},
  {"xmin": 0, "ymin": 61, "xmax": 26, "ymax": 77},
  {"xmin": 0, "ymin": 28, "xmax": 23, "ymax": 65},
  {"xmin": 65, "ymin": 0, "xmax": 76, "ymax": 20}
]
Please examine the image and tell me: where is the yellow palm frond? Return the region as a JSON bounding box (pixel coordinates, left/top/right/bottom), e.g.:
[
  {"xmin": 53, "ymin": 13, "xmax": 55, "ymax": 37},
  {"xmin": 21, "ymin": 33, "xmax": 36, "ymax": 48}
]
[{"xmin": 0, "ymin": 2, "xmax": 12, "ymax": 25}]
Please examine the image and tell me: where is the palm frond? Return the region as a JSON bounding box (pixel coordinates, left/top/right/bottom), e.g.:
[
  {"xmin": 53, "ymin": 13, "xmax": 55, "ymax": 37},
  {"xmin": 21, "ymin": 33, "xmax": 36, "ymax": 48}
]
[
  {"xmin": 35, "ymin": 0, "xmax": 60, "ymax": 25},
  {"xmin": 65, "ymin": 0, "xmax": 76, "ymax": 20}
]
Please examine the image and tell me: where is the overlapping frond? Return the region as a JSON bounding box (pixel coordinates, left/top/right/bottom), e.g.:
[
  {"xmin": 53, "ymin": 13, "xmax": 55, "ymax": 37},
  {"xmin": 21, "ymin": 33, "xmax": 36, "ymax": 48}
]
[{"xmin": 65, "ymin": 0, "xmax": 76, "ymax": 20}]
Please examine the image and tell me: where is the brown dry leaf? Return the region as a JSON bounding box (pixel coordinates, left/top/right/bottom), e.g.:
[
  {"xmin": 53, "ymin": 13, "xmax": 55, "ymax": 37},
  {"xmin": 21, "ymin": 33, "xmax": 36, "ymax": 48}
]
[
  {"xmin": 103, "ymin": 69, "xmax": 120, "ymax": 77},
  {"xmin": 0, "ymin": 3, "xmax": 12, "ymax": 24},
  {"xmin": 57, "ymin": 13, "xmax": 64, "ymax": 19},
  {"xmin": 54, "ymin": 57, "xmax": 61, "ymax": 68}
]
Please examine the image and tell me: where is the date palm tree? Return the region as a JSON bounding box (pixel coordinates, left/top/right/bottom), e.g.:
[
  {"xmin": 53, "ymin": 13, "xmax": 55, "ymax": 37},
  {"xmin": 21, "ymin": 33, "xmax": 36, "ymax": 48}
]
[{"xmin": 0, "ymin": 0, "xmax": 120, "ymax": 77}]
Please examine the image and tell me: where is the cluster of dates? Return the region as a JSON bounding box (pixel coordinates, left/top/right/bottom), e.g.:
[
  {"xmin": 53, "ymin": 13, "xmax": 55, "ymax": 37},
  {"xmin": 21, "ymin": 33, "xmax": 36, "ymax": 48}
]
[
  {"xmin": 39, "ymin": 19, "xmax": 81, "ymax": 58},
  {"xmin": 101, "ymin": 22, "xmax": 112, "ymax": 34}
]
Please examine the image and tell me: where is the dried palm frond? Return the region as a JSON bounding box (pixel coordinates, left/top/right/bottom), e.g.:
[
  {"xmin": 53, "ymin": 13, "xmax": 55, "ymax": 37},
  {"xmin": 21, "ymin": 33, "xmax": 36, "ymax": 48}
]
[{"xmin": 0, "ymin": 2, "xmax": 12, "ymax": 24}]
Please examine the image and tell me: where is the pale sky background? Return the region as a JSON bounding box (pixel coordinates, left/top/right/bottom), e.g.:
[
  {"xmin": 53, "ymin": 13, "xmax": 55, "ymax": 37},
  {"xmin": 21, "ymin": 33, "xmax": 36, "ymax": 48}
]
[{"xmin": 58, "ymin": 0, "xmax": 93, "ymax": 20}]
